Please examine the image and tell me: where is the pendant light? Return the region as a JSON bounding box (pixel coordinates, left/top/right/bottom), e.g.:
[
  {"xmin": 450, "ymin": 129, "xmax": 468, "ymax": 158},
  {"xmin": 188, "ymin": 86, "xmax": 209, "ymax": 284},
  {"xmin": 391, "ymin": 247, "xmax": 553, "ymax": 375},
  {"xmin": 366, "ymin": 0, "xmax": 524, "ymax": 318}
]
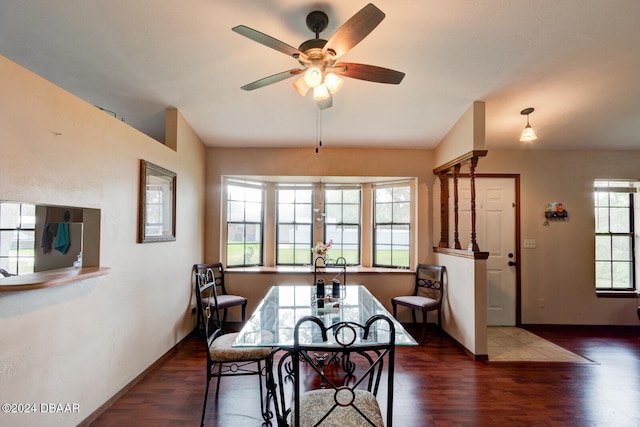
[{"xmin": 519, "ymin": 107, "xmax": 538, "ymax": 142}]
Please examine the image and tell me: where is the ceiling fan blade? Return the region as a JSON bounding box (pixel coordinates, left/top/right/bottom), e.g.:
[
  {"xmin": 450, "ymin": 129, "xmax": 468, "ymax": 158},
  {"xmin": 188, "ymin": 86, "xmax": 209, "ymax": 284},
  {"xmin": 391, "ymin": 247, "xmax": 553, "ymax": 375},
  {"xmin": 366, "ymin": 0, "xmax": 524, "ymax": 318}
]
[
  {"xmin": 241, "ymin": 69, "xmax": 303, "ymax": 91},
  {"xmin": 323, "ymin": 3, "xmax": 385, "ymax": 59},
  {"xmin": 334, "ymin": 62, "xmax": 405, "ymax": 84},
  {"xmin": 232, "ymin": 25, "xmax": 303, "ymax": 58}
]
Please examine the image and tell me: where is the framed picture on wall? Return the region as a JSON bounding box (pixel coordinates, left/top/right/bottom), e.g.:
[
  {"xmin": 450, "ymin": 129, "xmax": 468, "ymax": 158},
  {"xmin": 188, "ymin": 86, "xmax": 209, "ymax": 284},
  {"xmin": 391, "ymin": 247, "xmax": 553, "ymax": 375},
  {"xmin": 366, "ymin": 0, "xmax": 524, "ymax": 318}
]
[{"xmin": 138, "ymin": 159, "xmax": 176, "ymax": 243}]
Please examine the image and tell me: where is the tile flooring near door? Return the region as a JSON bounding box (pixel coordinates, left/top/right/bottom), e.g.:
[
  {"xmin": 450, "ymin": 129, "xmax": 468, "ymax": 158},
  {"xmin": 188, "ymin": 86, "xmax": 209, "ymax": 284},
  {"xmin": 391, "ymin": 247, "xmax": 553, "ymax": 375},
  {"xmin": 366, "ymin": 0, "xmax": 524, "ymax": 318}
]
[{"xmin": 488, "ymin": 327, "xmax": 591, "ymax": 363}]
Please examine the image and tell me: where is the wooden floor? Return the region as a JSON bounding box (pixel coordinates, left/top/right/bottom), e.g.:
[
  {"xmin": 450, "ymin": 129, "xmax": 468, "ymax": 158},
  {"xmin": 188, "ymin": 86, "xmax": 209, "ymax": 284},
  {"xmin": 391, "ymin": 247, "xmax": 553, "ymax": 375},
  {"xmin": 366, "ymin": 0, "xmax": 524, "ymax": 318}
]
[{"xmin": 89, "ymin": 324, "xmax": 640, "ymax": 427}]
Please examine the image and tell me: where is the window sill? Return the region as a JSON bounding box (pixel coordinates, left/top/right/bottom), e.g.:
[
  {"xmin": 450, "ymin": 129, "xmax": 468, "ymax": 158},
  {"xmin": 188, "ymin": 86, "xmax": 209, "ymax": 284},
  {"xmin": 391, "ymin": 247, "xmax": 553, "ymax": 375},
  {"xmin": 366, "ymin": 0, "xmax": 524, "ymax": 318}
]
[
  {"xmin": 226, "ymin": 266, "xmax": 414, "ymax": 275},
  {"xmin": 595, "ymin": 290, "xmax": 640, "ymax": 298}
]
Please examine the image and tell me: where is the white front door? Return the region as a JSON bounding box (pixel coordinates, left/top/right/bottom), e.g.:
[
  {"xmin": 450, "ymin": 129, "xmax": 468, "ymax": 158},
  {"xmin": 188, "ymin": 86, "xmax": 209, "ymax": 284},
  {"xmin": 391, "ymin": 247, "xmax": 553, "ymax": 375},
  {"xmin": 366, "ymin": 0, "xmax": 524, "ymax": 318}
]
[{"xmin": 456, "ymin": 177, "xmax": 517, "ymax": 326}]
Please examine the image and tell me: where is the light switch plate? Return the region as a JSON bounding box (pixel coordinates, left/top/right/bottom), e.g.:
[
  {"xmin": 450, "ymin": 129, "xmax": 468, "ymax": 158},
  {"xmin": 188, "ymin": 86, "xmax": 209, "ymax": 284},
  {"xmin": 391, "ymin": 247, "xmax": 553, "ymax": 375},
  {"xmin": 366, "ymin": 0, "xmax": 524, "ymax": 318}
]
[{"xmin": 524, "ymin": 239, "xmax": 536, "ymax": 249}]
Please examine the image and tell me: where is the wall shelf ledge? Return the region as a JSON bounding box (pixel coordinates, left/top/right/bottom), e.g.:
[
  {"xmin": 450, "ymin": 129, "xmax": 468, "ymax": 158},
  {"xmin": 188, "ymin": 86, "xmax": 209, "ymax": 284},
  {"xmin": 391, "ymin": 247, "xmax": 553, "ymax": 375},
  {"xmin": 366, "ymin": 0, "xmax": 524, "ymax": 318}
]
[{"xmin": 0, "ymin": 266, "xmax": 110, "ymax": 292}]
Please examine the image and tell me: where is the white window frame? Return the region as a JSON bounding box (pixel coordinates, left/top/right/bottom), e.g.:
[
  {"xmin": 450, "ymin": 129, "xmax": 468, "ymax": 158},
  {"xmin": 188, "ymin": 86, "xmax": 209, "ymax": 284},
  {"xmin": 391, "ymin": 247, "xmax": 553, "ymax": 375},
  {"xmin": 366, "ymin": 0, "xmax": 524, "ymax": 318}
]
[
  {"xmin": 222, "ymin": 176, "xmax": 416, "ymax": 269},
  {"xmin": 372, "ymin": 181, "xmax": 412, "ymax": 268},
  {"xmin": 224, "ymin": 178, "xmax": 265, "ymax": 267},
  {"xmin": 594, "ymin": 180, "xmax": 638, "ymax": 292}
]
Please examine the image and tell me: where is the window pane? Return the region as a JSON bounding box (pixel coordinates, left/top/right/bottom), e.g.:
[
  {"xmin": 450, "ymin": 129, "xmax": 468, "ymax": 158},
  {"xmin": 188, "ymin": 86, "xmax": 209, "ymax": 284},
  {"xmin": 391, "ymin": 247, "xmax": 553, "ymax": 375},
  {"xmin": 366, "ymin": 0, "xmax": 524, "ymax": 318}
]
[
  {"xmin": 245, "ymin": 201, "xmax": 262, "ymax": 222},
  {"xmin": 376, "ymin": 225, "xmax": 392, "ymax": 244},
  {"xmin": 393, "ymin": 186, "xmax": 410, "ymax": 202},
  {"xmin": 0, "ymin": 202, "xmax": 20, "ymax": 228},
  {"xmin": 595, "ymin": 261, "xmax": 612, "ymax": 288},
  {"xmin": 392, "ymin": 248, "xmax": 410, "ymax": 267},
  {"xmin": 279, "ymin": 204, "xmax": 294, "ymax": 223},
  {"xmin": 594, "ymin": 192, "xmax": 608, "ymax": 207},
  {"xmin": 246, "ymin": 224, "xmax": 261, "ymax": 243},
  {"xmin": 227, "ymin": 243, "xmax": 246, "ymax": 266},
  {"xmin": 0, "ymin": 230, "xmax": 17, "ymax": 257},
  {"xmin": 392, "ymin": 224, "xmax": 410, "ymax": 245},
  {"xmin": 277, "ymin": 245, "xmax": 294, "ymax": 264},
  {"xmin": 295, "ymin": 204, "xmax": 312, "ymax": 223},
  {"xmin": 295, "ymin": 225, "xmax": 311, "ymax": 244},
  {"xmin": 293, "ymin": 244, "xmax": 312, "ymax": 264},
  {"xmin": 376, "ymin": 188, "xmax": 392, "ymax": 203},
  {"xmin": 228, "ymin": 223, "xmax": 245, "ymax": 243},
  {"xmin": 611, "ymin": 236, "xmax": 631, "ymax": 261},
  {"xmin": 278, "ymin": 224, "xmax": 294, "ymax": 244},
  {"xmin": 609, "ymin": 208, "xmax": 629, "ymax": 233},
  {"xmin": 325, "ymin": 189, "xmax": 342, "ymax": 204},
  {"xmin": 325, "ymin": 224, "xmax": 341, "ymax": 243},
  {"xmin": 296, "ymin": 189, "xmax": 312, "ymax": 204},
  {"xmin": 595, "ymin": 235, "xmax": 611, "ymax": 261},
  {"xmin": 245, "ymin": 187, "xmax": 262, "ymax": 203},
  {"xmin": 342, "ymin": 225, "xmax": 359, "ymax": 244},
  {"xmin": 325, "ymin": 204, "xmax": 342, "ymax": 223},
  {"xmin": 375, "ymin": 244, "xmax": 392, "ymax": 265},
  {"xmin": 341, "ymin": 245, "xmax": 359, "ymax": 264},
  {"xmin": 228, "ymin": 201, "xmax": 245, "ymax": 222},
  {"xmin": 18, "ymin": 230, "xmax": 35, "ymax": 251},
  {"xmin": 343, "ymin": 190, "xmax": 360, "ymax": 204},
  {"xmin": 279, "ymin": 190, "xmax": 294, "ymax": 204},
  {"xmin": 228, "ymin": 185, "xmax": 245, "ymax": 201},
  {"xmin": 612, "ymin": 261, "xmax": 632, "ymax": 288},
  {"xmin": 375, "ymin": 203, "xmax": 392, "ymax": 223},
  {"xmin": 393, "ymin": 201, "xmax": 410, "ymax": 223},
  {"xmin": 343, "ymin": 205, "xmax": 359, "ymax": 223},
  {"xmin": 610, "ymin": 192, "xmax": 630, "ymax": 207},
  {"xmin": 595, "ymin": 208, "xmax": 609, "ymax": 233},
  {"xmin": 245, "ymin": 244, "xmax": 261, "ymax": 265}
]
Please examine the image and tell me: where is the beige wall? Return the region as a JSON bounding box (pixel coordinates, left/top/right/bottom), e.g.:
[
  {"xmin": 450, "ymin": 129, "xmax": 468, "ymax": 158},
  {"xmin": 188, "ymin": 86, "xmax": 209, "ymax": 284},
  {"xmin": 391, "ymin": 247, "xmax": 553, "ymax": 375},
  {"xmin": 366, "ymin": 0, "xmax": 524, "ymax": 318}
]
[
  {"xmin": 477, "ymin": 150, "xmax": 640, "ymax": 325},
  {"xmin": 0, "ymin": 56, "xmax": 205, "ymax": 426},
  {"xmin": 434, "ymin": 101, "xmax": 485, "ymax": 167},
  {"xmin": 204, "ymin": 147, "xmax": 437, "ymax": 321},
  {"xmin": 205, "ymin": 134, "xmax": 640, "ymax": 329}
]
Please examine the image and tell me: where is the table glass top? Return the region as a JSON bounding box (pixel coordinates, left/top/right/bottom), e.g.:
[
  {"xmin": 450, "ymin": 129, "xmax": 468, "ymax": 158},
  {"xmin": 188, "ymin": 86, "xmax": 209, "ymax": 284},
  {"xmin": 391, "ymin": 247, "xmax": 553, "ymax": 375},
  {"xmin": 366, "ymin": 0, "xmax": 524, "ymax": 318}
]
[{"xmin": 233, "ymin": 285, "xmax": 417, "ymax": 347}]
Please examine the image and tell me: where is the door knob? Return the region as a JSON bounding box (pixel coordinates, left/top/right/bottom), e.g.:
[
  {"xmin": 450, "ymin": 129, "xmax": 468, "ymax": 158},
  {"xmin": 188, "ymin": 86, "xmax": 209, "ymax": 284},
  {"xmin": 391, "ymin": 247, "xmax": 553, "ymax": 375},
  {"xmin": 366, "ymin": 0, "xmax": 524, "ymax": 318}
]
[{"xmin": 508, "ymin": 261, "xmax": 517, "ymax": 266}]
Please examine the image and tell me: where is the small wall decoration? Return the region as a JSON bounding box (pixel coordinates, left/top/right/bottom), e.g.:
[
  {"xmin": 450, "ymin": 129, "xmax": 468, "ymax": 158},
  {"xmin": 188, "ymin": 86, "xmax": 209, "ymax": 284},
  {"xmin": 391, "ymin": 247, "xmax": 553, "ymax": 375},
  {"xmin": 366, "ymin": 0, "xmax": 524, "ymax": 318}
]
[
  {"xmin": 138, "ymin": 160, "xmax": 176, "ymax": 243},
  {"xmin": 544, "ymin": 202, "xmax": 568, "ymax": 225}
]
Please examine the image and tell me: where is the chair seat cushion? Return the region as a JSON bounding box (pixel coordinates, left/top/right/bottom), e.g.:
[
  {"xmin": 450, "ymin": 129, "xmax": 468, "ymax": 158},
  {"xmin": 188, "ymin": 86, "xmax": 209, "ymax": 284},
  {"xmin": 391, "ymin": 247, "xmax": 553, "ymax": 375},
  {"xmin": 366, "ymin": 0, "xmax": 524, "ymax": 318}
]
[
  {"xmin": 209, "ymin": 332, "xmax": 272, "ymax": 362},
  {"xmin": 392, "ymin": 295, "xmax": 439, "ymax": 310},
  {"xmin": 202, "ymin": 294, "xmax": 247, "ymax": 309},
  {"xmin": 291, "ymin": 389, "xmax": 383, "ymax": 427}
]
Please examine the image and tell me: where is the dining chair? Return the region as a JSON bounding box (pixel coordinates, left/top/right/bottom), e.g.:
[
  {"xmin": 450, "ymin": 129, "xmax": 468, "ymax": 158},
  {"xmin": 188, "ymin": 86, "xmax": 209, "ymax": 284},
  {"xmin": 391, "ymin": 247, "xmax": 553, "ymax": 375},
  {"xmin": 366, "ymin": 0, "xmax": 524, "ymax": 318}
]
[
  {"xmin": 194, "ymin": 263, "xmax": 247, "ymax": 328},
  {"xmin": 391, "ymin": 264, "xmax": 445, "ymax": 345},
  {"xmin": 194, "ymin": 270, "xmax": 273, "ymax": 427},
  {"xmin": 275, "ymin": 314, "xmax": 396, "ymax": 427}
]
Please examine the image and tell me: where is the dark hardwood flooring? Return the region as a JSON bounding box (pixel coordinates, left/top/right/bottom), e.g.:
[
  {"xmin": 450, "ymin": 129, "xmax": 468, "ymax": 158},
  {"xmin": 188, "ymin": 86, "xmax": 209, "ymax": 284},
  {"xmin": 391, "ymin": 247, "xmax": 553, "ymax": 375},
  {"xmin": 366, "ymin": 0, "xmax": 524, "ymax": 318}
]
[{"xmin": 89, "ymin": 324, "xmax": 640, "ymax": 427}]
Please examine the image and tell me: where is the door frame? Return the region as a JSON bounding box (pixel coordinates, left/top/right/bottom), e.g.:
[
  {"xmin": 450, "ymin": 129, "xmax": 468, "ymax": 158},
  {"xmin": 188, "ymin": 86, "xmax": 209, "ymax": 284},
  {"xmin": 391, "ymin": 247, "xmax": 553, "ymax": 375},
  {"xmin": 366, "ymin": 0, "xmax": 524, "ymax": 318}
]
[{"xmin": 466, "ymin": 173, "xmax": 521, "ymax": 325}]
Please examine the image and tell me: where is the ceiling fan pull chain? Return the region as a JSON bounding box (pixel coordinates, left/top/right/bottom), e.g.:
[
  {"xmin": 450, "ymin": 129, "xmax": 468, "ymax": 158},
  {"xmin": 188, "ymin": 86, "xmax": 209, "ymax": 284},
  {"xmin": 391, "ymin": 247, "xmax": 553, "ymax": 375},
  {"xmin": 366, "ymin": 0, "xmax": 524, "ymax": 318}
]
[
  {"xmin": 315, "ymin": 107, "xmax": 323, "ymax": 153},
  {"xmin": 319, "ymin": 108, "xmax": 323, "ymax": 148}
]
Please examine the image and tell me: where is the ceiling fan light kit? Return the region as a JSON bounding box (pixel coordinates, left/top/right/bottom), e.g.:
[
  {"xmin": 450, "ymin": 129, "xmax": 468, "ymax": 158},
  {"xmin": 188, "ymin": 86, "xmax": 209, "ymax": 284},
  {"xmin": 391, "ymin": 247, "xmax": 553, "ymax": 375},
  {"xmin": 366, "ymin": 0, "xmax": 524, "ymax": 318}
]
[{"xmin": 232, "ymin": 3, "xmax": 405, "ymax": 111}]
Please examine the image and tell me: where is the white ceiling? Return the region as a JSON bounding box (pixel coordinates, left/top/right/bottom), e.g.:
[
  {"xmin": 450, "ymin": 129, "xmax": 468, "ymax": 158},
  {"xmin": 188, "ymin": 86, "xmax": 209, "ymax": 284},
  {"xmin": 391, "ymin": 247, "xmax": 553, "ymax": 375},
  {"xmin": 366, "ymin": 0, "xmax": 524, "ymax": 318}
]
[{"xmin": 1, "ymin": 1, "xmax": 639, "ymax": 151}]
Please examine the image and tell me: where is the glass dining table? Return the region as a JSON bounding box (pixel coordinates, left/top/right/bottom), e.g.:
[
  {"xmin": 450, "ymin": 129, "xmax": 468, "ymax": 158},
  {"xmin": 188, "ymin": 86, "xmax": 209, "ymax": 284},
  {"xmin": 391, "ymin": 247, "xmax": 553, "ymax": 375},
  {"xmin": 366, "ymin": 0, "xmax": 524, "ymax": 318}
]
[
  {"xmin": 232, "ymin": 284, "xmax": 418, "ymax": 348},
  {"xmin": 233, "ymin": 284, "xmax": 417, "ymax": 426}
]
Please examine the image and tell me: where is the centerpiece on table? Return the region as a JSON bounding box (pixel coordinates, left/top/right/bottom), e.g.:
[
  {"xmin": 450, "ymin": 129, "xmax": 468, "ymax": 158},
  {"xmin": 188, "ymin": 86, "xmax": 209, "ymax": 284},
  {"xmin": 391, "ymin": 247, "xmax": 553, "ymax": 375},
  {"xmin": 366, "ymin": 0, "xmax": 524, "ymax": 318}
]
[{"xmin": 312, "ymin": 240, "xmax": 332, "ymax": 265}]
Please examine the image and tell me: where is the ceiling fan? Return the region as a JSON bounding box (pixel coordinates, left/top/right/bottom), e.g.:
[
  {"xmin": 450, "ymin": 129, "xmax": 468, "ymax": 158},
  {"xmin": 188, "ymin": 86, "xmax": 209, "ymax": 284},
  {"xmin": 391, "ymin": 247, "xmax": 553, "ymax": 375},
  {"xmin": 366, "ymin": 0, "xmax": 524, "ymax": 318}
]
[{"xmin": 232, "ymin": 3, "xmax": 405, "ymax": 110}]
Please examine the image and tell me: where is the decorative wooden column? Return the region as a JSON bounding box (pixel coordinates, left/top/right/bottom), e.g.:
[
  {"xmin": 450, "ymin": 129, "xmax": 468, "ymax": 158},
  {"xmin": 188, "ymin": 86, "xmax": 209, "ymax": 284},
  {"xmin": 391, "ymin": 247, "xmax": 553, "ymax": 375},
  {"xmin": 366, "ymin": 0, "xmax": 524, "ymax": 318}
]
[
  {"xmin": 433, "ymin": 150, "xmax": 487, "ymax": 253},
  {"xmin": 468, "ymin": 156, "xmax": 480, "ymax": 252},
  {"xmin": 438, "ymin": 172, "xmax": 449, "ymax": 248},
  {"xmin": 453, "ymin": 163, "xmax": 461, "ymax": 250}
]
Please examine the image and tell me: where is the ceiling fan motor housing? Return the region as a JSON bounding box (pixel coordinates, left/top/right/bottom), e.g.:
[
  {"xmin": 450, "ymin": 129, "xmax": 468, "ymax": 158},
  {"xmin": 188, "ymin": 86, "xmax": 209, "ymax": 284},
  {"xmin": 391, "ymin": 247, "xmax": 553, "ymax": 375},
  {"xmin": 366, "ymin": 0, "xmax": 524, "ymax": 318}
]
[{"xmin": 306, "ymin": 10, "xmax": 329, "ymax": 35}]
